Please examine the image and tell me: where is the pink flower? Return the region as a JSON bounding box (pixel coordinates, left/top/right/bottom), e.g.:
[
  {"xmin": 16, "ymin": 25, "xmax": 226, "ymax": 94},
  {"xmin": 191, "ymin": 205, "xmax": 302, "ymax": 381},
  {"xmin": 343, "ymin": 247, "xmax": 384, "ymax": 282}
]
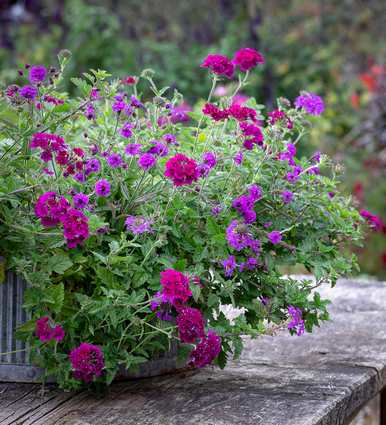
[
  {"xmin": 51, "ymin": 326, "xmax": 65, "ymax": 341},
  {"xmin": 201, "ymin": 54, "xmax": 235, "ymax": 78},
  {"xmin": 36, "ymin": 317, "xmax": 50, "ymax": 331},
  {"xmin": 164, "ymin": 153, "xmax": 200, "ymax": 187},
  {"xmin": 160, "ymin": 269, "xmax": 192, "ymax": 307}
]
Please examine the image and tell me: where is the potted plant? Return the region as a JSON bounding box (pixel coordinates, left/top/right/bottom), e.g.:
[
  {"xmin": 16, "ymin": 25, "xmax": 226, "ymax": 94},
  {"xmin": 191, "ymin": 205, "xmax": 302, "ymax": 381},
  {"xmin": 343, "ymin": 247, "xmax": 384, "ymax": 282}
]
[{"xmin": 0, "ymin": 48, "xmax": 380, "ymax": 393}]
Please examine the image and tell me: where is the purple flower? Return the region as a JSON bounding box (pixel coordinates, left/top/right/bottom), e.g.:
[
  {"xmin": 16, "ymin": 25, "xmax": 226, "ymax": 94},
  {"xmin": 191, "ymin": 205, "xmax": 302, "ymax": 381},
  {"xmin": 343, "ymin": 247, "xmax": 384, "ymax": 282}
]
[
  {"xmin": 38, "ymin": 327, "xmax": 52, "ymax": 342},
  {"xmin": 41, "ymin": 150, "xmax": 53, "ymax": 162},
  {"xmin": 125, "ymin": 216, "xmax": 154, "ymax": 235},
  {"xmin": 162, "ymin": 134, "xmax": 177, "ymax": 146},
  {"xmin": 233, "ymin": 196, "xmax": 254, "ymax": 213},
  {"xmin": 51, "ymin": 326, "xmax": 65, "ymax": 341},
  {"xmin": 130, "ymin": 96, "xmax": 143, "ymax": 109},
  {"xmin": 286, "ymin": 172, "xmax": 298, "ymax": 183},
  {"xmin": 20, "ymin": 85, "xmax": 37, "ymax": 101},
  {"xmin": 328, "ymin": 192, "xmax": 336, "ymax": 199},
  {"xmin": 201, "ymin": 152, "xmax": 216, "ymax": 168},
  {"xmin": 287, "ymin": 306, "xmax": 305, "ymax": 336},
  {"xmin": 198, "ymin": 164, "xmax": 210, "ymax": 178},
  {"xmin": 107, "ymin": 153, "xmax": 122, "ymax": 167},
  {"xmin": 249, "ymin": 239, "xmax": 260, "ymax": 251},
  {"xmin": 226, "ymin": 220, "xmax": 251, "ymax": 251},
  {"xmin": 95, "ymin": 180, "xmax": 111, "ymax": 196},
  {"xmin": 293, "ymin": 165, "xmax": 303, "ymax": 175},
  {"xmin": 314, "ymin": 152, "xmax": 322, "ymax": 163},
  {"xmin": 269, "ymin": 231, "xmax": 282, "ymax": 244},
  {"xmin": 233, "ymin": 151, "xmax": 243, "ymax": 165},
  {"xmin": 30, "ymin": 66, "xmax": 47, "ymax": 83},
  {"xmin": 249, "ymin": 185, "xmax": 262, "ymax": 200},
  {"xmin": 84, "ymin": 104, "xmax": 95, "ymax": 120},
  {"xmin": 286, "ymin": 142, "xmax": 296, "ymax": 156},
  {"xmin": 73, "ymin": 172, "xmax": 86, "ymax": 183},
  {"xmin": 324, "ymin": 211, "xmax": 331, "ymax": 216},
  {"xmin": 73, "ymin": 193, "xmax": 89, "ymax": 209},
  {"xmin": 264, "ymin": 222, "xmax": 271, "ymax": 227},
  {"xmin": 212, "ymin": 204, "xmax": 222, "ymax": 215},
  {"xmin": 125, "ymin": 143, "xmax": 142, "ymax": 156},
  {"xmin": 138, "ymin": 153, "xmax": 156, "ymax": 169},
  {"xmin": 112, "ymin": 101, "xmax": 126, "ymax": 112},
  {"xmin": 246, "ymin": 257, "xmax": 258, "ymax": 269},
  {"xmin": 97, "ymin": 227, "xmax": 107, "ymax": 234},
  {"xmin": 85, "ymin": 158, "xmax": 100, "ymax": 174},
  {"xmin": 221, "ymin": 255, "xmax": 237, "ymax": 277},
  {"xmin": 241, "ymin": 209, "xmax": 256, "ymax": 224},
  {"xmin": 294, "ymin": 93, "xmax": 324, "ymax": 116},
  {"xmin": 307, "ymin": 166, "xmax": 319, "ymax": 176},
  {"xmin": 114, "ymin": 92, "xmax": 124, "ymax": 101},
  {"xmin": 147, "ymin": 141, "xmax": 169, "ymax": 157},
  {"xmin": 121, "ymin": 124, "xmax": 133, "ymax": 138},
  {"xmin": 282, "ymin": 190, "xmax": 293, "ymax": 203}
]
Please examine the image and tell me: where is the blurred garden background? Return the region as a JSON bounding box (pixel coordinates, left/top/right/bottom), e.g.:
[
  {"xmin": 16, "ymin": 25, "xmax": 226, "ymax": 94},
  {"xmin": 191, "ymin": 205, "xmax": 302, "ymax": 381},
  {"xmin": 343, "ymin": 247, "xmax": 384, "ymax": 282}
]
[{"xmin": 0, "ymin": 0, "xmax": 385, "ymax": 282}]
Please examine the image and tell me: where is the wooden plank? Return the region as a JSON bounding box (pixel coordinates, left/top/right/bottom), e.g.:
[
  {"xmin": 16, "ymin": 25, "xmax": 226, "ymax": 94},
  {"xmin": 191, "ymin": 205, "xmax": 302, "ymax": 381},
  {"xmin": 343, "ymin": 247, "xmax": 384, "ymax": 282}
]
[{"xmin": 0, "ymin": 278, "xmax": 385, "ymax": 425}]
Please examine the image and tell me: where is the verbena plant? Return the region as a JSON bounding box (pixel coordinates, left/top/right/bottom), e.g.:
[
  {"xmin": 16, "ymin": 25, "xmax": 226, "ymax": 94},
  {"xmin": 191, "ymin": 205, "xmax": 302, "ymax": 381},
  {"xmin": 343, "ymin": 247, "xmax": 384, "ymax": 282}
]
[{"xmin": 0, "ymin": 48, "xmax": 379, "ymax": 394}]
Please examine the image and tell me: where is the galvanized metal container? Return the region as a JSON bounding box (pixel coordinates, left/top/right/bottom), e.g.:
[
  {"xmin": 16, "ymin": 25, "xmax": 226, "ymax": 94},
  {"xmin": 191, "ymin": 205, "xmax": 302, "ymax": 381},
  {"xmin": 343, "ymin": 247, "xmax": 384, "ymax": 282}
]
[{"xmin": 0, "ymin": 264, "xmax": 191, "ymax": 383}]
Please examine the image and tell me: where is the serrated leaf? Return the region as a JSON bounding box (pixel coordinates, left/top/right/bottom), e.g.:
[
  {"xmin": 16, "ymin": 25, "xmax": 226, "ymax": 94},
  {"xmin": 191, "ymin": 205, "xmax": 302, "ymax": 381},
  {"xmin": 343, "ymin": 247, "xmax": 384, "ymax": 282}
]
[
  {"xmin": 189, "ymin": 282, "xmax": 201, "ymax": 302},
  {"xmin": 174, "ymin": 259, "xmax": 187, "ymax": 272},
  {"xmin": 50, "ymin": 283, "xmax": 64, "ymax": 314},
  {"xmin": 207, "ymin": 217, "xmax": 220, "ymax": 235},
  {"xmin": 49, "ymin": 253, "xmax": 73, "ymax": 275}
]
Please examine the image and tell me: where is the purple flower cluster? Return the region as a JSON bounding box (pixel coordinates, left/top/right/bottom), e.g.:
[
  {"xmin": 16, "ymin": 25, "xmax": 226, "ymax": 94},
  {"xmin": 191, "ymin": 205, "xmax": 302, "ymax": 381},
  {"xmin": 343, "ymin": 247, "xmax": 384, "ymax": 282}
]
[
  {"xmin": 121, "ymin": 124, "xmax": 133, "ymax": 138},
  {"xmin": 221, "ymin": 255, "xmax": 237, "ymax": 277},
  {"xmin": 187, "ymin": 329, "xmax": 221, "ymax": 368},
  {"xmin": 83, "ymin": 104, "xmax": 95, "ymax": 120},
  {"xmin": 138, "ymin": 153, "xmax": 156, "ymax": 169},
  {"xmin": 233, "ymin": 151, "xmax": 243, "ymax": 165},
  {"xmin": 201, "ymin": 152, "xmax": 216, "ymax": 168},
  {"xmin": 69, "ymin": 343, "xmax": 104, "ymax": 382},
  {"xmin": 129, "ymin": 96, "xmax": 143, "ymax": 109},
  {"xmin": 30, "ymin": 66, "xmax": 47, "ymax": 83},
  {"xmin": 112, "ymin": 101, "xmax": 126, "ymax": 112},
  {"xmin": 20, "ymin": 85, "xmax": 37, "ymax": 101},
  {"xmin": 269, "ymin": 231, "xmax": 282, "ymax": 244},
  {"xmin": 125, "ymin": 143, "xmax": 142, "ymax": 156},
  {"xmin": 150, "ymin": 291, "xmax": 173, "ymax": 321},
  {"xmin": 125, "ymin": 216, "xmax": 154, "ymax": 235},
  {"xmin": 73, "ymin": 193, "xmax": 89, "ymax": 209},
  {"xmin": 147, "ymin": 140, "xmax": 169, "ymax": 157},
  {"xmin": 294, "ymin": 93, "xmax": 324, "ymax": 116},
  {"xmin": 95, "ymin": 180, "xmax": 111, "ymax": 196},
  {"xmin": 212, "ymin": 204, "xmax": 222, "ymax": 216},
  {"xmin": 287, "ymin": 306, "xmax": 305, "ymax": 336},
  {"xmin": 107, "ymin": 153, "xmax": 122, "ymax": 167},
  {"xmin": 233, "ymin": 196, "xmax": 256, "ymax": 223},
  {"xmin": 36, "ymin": 317, "xmax": 65, "ymax": 342},
  {"xmin": 282, "ymin": 190, "xmax": 293, "ymax": 203},
  {"xmin": 360, "ymin": 210, "xmax": 381, "ymax": 231}
]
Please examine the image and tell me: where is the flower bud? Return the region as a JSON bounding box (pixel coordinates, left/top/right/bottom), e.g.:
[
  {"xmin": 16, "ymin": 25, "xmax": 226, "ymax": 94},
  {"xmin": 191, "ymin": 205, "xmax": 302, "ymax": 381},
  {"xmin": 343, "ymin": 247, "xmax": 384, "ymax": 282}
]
[
  {"xmin": 48, "ymin": 77, "xmax": 54, "ymax": 85},
  {"xmin": 83, "ymin": 132, "xmax": 88, "ymax": 138},
  {"xmin": 17, "ymin": 70, "xmax": 23, "ymax": 76},
  {"xmin": 141, "ymin": 68, "xmax": 155, "ymax": 79},
  {"xmin": 153, "ymin": 96, "xmax": 167, "ymax": 107},
  {"xmin": 277, "ymin": 97, "xmax": 291, "ymax": 108},
  {"xmin": 332, "ymin": 162, "xmax": 346, "ymax": 177},
  {"xmin": 89, "ymin": 204, "xmax": 95, "ymax": 212},
  {"xmin": 54, "ymin": 72, "xmax": 60, "ymax": 79},
  {"xmin": 59, "ymin": 49, "xmax": 72, "ymax": 58},
  {"xmin": 36, "ymin": 81, "xmax": 43, "ymax": 88},
  {"xmin": 49, "ymin": 65, "xmax": 56, "ymax": 73},
  {"xmin": 24, "ymin": 62, "xmax": 31, "ymax": 70},
  {"xmin": 300, "ymin": 119, "xmax": 312, "ymax": 128}
]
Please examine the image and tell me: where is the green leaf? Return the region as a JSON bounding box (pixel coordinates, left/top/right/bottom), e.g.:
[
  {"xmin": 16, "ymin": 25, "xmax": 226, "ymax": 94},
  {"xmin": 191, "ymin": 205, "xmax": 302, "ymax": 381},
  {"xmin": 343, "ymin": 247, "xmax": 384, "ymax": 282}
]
[
  {"xmin": 15, "ymin": 317, "xmax": 38, "ymax": 332},
  {"xmin": 49, "ymin": 253, "xmax": 73, "ymax": 275},
  {"xmin": 51, "ymin": 283, "xmax": 64, "ymax": 314},
  {"xmin": 207, "ymin": 217, "xmax": 220, "ymax": 235},
  {"xmin": 177, "ymin": 343, "xmax": 193, "ymax": 365},
  {"xmin": 189, "ymin": 282, "xmax": 201, "ymax": 302},
  {"xmin": 174, "ymin": 259, "xmax": 187, "ymax": 272},
  {"xmin": 207, "ymin": 293, "xmax": 219, "ymax": 308},
  {"xmin": 193, "ymin": 247, "xmax": 208, "ymax": 263},
  {"xmin": 233, "ymin": 336, "xmax": 243, "ymax": 360},
  {"xmin": 106, "ymin": 366, "xmax": 118, "ymax": 385}
]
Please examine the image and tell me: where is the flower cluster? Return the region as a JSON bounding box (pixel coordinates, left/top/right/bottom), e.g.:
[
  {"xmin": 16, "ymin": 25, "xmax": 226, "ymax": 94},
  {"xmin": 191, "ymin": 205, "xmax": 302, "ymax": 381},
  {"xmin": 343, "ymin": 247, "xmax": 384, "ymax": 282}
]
[
  {"xmin": 30, "ymin": 132, "xmax": 68, "ymax": 163},
  {"xmin": 125, "ymin": 216, "xmax": 154, "ymax": 235},
  {"xmin": 176, "ymin": 306, "xmax": 206, "ymax": 343},
  {"xmin": 160, "ymin": 269, "xmax": 192, "ymax": 306},
  {"xmin": 69, "ymin": 343, "xmax": 104, "ymax": 382},
  {"xmin": 35, "ymin": 192, "xmax": 89, "ymax": 248},
  {"xmin": 233, "ymin": 48, "xmax": 264, "ymax": 71},
  {"xmin": 201, "ymin": 55, "xmax": 235, "ymax": 78},
  {"xmin": 35, "ymin": 317, "xmax": 65, "ymax": 342},
  {"xmin": 239, "ymin": 122, "xmax": 264, "ymax": 150},
  {"xmin": 36, "ymin": 96, "xmax": 64, "ymax": 111},
  {"xmin": 268, "ymin": 109, "xmax": 293, "ymax": 129},
  {"xmin": 187, "ymin": 329, "xmax": 221, "ymax": 368},
  {"xmin": 150, "ymin": 291, "xmax": 173, "ymax": 321},
  {"xmin": 287, "ymin": 306, "xmax": 305, "ymax": 336},
  {"xmin": 203, "ymin": 103, "xmax": 258, "ymax": 125},
  {"xmin": 30, "ymin": 65, "xmax": 47, "ymax": 83},
  {"xmin": 360, "ymin": 210, "xmax": 381, "ymax": 231},
  {"xmin": 164, "ymin": 153, "xmax": 200, "ymax": 186},
  {"xmin": 294, "ymin": 93, "xmax": 324, "ymax": 116}
]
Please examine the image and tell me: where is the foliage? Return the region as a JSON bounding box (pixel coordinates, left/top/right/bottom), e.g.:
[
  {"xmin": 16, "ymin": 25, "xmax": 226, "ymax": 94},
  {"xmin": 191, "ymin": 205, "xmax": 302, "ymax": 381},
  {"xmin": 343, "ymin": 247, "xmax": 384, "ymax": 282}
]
[{"xmin": 0, "ymin": 48, "xmax": 377, "ymax": 393}]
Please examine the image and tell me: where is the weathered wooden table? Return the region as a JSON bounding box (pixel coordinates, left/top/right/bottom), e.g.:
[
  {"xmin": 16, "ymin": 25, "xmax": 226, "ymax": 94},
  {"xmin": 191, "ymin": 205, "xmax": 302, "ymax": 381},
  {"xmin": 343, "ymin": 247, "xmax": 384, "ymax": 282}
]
[{"xmin": 1, "ymin": 278, "xmax": 386, "ymax": 425}]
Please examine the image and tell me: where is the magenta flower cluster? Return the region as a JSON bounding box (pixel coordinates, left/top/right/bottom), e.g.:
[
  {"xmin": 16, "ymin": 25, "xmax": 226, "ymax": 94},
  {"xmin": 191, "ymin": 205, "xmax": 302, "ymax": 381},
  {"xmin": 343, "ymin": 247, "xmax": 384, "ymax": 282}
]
[
  {"xmin": 268, "ymin": 109, "xmax": 293, "ymax": 130},
  {"xmin": 239, "ymin": 122, "xmax": 264, "ymax": 150},
  {"xmin": 36, "ymin": 317, "xmax": 65, "ymax": 342},
  {"xmin": 69, "ymin": 343, "xmax": 104, "ymax": 382},
  {"xmin": 187, "ymin": 329, "xmax": 221, "ymax": 368},
  {"xmin": 360, "ymin": 210, "xmax": 381, "ymax": 231},
  {"xmin": 176, "ymin": 306, "xmax": 206, "ymax": 343},
  {"xmin": 164, "ymin": 153, "xmax": 200, "ymax": 187},
  {"xmin": 35, "ymin": 192, "xmax": 89, "ymax": 248},
  {"xmin": 294, "ymin": 93, "xmax": 324, "ymax": 116}
]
